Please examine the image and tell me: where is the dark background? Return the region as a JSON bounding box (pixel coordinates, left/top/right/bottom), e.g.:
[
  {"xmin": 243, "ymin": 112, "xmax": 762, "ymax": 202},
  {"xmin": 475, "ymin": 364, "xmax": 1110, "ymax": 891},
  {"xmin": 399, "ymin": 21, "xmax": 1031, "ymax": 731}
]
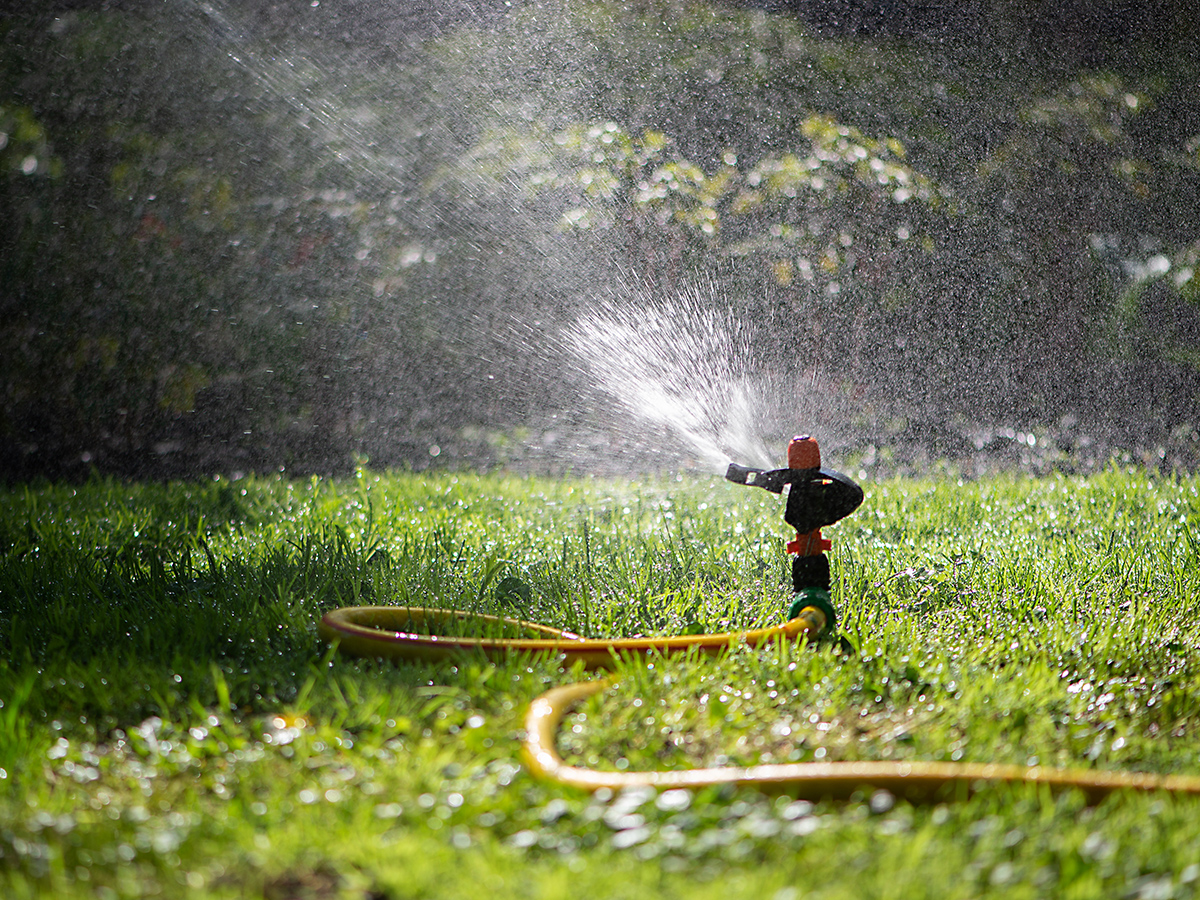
[{"xmin": 2, "ymin": 0, "xmax": 1198, "ymax": 479}]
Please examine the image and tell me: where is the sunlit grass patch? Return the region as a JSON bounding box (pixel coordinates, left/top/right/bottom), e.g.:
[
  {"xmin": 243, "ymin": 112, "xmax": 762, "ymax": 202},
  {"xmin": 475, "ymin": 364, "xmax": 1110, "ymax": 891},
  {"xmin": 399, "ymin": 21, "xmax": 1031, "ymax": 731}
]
[{"xmin": 2, "ymin": 466, "xmax": 1200, "ymax": 897}]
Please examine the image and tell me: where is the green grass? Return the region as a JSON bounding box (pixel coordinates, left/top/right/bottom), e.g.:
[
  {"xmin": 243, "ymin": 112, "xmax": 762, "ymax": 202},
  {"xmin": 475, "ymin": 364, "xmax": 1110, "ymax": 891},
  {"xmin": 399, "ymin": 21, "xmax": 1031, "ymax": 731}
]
[{"xmin": 2, "ymin": 465, "xmax": 1200, "ymax": 898}]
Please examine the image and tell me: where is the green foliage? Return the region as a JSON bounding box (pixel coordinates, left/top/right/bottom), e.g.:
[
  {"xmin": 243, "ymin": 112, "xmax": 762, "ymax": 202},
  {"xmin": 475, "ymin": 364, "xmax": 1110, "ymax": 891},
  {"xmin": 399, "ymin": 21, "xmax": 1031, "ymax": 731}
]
[
  {"xmin": 448, "ymin": 113, "xmax": 942, "ymax": 294},
  {"xmin": 0, "ymin": 104, "xmax": 57, "ymax": 177}
]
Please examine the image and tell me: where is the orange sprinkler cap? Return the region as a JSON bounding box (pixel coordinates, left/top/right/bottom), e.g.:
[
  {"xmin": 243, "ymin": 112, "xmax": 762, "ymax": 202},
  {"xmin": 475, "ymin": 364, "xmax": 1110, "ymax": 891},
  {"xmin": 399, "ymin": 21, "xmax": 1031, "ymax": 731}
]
[
  {"xmin": 787, "ymin": 528, "xmax": 832, "ymax": 556},
  {"xmin": 788, "ymin": 435, "xmax": 821, "ymax": 470}
]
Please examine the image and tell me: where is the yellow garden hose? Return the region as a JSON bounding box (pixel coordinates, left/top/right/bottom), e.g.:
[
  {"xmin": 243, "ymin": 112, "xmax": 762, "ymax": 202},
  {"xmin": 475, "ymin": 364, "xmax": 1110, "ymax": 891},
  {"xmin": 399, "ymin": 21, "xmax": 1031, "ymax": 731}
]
[
  {"xmin": 317, "ymin": 604, "xmax": 829, "ymax": 668},
  {"xmin": 318, "ymin": 604, "xmax": 1200, "ymax": 802}
]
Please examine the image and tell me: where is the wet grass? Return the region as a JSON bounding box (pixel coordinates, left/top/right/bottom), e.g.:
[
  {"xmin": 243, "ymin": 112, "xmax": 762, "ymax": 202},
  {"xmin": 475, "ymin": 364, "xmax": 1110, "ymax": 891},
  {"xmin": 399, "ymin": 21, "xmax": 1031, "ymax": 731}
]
[{"xmin": 2, "ymin": 465, "xmax": 1200, "ymax": 898}]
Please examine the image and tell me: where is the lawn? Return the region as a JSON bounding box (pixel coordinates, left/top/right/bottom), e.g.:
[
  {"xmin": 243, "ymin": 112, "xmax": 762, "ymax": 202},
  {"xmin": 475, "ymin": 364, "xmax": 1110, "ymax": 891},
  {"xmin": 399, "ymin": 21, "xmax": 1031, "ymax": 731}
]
[{"xmin": 2, "ymin": 465, "xmax": 1200, "ymax": 898}]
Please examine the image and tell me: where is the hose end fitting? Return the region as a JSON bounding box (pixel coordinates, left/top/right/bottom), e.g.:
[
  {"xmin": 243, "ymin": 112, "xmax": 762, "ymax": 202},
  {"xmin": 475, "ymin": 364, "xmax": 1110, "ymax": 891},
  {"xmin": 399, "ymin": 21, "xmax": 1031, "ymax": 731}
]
[{"xmin": 788, "ymin": 587, "xmax": 837, "ymax": 637}]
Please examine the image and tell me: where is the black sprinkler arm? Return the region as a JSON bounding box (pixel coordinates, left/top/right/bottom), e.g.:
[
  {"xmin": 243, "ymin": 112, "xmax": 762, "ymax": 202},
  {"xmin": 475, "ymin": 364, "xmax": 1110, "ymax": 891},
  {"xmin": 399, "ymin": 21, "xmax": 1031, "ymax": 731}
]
[{"xmin": 725, "ymin": 457, "xmax": 863, "ymax": 535}]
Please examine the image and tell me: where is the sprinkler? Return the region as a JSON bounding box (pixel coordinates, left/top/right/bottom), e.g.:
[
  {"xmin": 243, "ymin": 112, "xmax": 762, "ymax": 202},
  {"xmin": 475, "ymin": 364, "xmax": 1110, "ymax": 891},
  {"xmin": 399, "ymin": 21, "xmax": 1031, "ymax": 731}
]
[{"xmin": 726, "ymin": 435, "xmax": 863, "ymax": 641}]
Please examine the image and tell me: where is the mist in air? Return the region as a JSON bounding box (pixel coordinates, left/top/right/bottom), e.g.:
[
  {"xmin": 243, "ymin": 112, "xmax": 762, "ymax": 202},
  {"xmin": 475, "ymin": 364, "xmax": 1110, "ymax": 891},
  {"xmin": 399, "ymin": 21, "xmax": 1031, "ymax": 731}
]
[{"xmin": 2, "ymin": 1, "xmax": 1198, "ymax": 480}]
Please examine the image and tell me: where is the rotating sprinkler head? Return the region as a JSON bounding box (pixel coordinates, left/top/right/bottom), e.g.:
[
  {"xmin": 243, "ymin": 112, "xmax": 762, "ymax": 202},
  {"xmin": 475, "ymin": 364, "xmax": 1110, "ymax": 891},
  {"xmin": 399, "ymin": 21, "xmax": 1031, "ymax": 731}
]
[{"xmin": 726, "ymin": 436, "xmax": 863, "ymax": 640}]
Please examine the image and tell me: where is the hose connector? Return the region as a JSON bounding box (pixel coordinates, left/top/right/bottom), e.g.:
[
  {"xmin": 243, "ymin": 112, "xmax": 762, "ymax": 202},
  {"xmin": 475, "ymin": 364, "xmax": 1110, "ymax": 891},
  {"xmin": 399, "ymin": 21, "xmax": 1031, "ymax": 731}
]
[{"xmin": 788, "ymin": 587, "xmax": 837, "ymax": 636}]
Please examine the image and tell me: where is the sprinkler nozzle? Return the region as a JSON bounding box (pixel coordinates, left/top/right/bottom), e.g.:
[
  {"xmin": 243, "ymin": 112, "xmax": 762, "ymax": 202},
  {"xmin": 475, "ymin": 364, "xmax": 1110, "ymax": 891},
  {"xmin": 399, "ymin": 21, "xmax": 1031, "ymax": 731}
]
[{"xmin": 725, "ymin": 461, "xmax": 788, "ymax": 492}]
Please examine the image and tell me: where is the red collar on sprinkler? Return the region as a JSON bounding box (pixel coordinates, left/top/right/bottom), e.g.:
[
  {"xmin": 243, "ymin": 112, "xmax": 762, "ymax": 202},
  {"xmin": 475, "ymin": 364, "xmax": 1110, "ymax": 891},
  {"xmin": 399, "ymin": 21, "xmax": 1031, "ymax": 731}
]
[{"xmin": 783, "ymin": 436, "xmax": 832, "ymax": 556}]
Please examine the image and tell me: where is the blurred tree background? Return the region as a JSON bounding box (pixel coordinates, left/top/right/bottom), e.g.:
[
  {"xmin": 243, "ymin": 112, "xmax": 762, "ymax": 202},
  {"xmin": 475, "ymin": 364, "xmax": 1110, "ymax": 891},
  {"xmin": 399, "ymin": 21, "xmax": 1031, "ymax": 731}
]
[{"xmin": 2, "ymin": 0, "xmax": 1198, "ymax": 479}]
